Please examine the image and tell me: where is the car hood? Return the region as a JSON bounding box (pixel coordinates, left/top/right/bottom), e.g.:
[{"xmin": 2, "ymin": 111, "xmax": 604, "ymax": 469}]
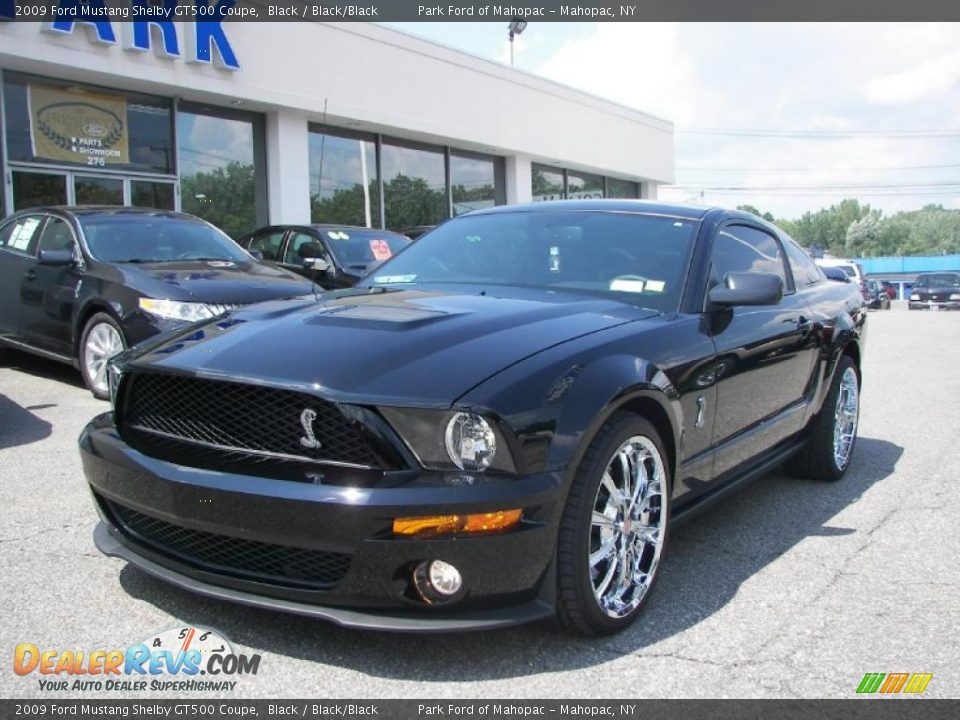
[
  {"xmin": 126, "ymin": 286, "xmax": 656, "ymax": 406},
  {"xmin": 121, "ymin": 260, "xmax": 313, "ymax": 304}
]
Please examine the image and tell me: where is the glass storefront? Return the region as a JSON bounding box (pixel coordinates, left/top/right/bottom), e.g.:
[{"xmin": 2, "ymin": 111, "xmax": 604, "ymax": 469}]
[
  {"xmin": 130, "ymin": 180, "xmax": 175, "ymax": 210},
  {"xmin": 75, "ymin": 175, "xmax": 123, "ymax": 205},
  {"xmin": 309, "ymin": 129, "xmax": 379, "ymax": 227},
  {"xmin": 451, "ymin": 152, "xmax": 499, "ymax": 216},
  {"xmin": 308, "ymin": 126, "xmax": 505, "ymax": 231},
  {"xmin": 11, "ymin": 171, "xmax": 67, "ymax": 209},
  {"xmin": 177, "ymin": 103, "xmax": 266, "ymax": 238},
  {"xmin": 3, "ymin": 72, "xmax": 174, "ymax": 174},
  {"xmin": 381, "ymin": 141, "xmax": 447, "ymax": 230},
  {"xmin": 533, "ymin": 163, "xmax": 640, "ymax": 201}
]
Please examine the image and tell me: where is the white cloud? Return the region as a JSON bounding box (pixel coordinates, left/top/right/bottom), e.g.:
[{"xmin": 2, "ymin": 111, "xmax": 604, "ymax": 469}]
[{"xmin": 864, "ymin": 49, "xmax": 960, "ymax": 106}]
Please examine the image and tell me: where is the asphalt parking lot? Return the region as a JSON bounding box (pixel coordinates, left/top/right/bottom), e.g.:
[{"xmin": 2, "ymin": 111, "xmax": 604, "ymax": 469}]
[{"xmin": 1, "ymin": 309, "xmax": 958, "ymax": 700}]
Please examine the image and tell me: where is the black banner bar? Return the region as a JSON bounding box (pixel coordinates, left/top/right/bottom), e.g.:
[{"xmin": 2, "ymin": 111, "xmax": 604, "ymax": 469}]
[
  {"xmin": 2, "ymin": 0, "xmax": 960, "ymax": 22},
  {"xmin": 2, "ymin": 700, "xmax": 960, "ymax": 720}
]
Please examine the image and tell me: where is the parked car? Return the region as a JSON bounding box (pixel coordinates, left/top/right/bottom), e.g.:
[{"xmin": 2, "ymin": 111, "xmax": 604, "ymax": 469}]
[
  {"xmin": 0, "ymin": 206, "xmax": 314, "ymax": 399},
  {"xmin": 81, "ymin": 201, "xmax": 866, "ymax": 636},
  {"xmin": 864, "ymin": 279, "xmax": 891, "ymax": 310},
  {"xmin": 815, "ymin": 257, "xmax": 868, "ymax": 300},
  {"xmin": 237, "ymin": 225, "xmax": 410, "ymax": 289},
  {"xmin": 908, "ymin": 272, "xmax": 960, "ymax": 310},
  {"xmin": 822, "ymin": 266, "xmax": 851, "ymax": 283}
]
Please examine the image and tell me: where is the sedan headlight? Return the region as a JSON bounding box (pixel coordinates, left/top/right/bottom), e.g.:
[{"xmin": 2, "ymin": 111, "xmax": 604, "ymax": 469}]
[
  {"xmin": 139, "ymin": 298, "xmax": 216, "ymax": 323},
  {"xmin": 445, "ymin": 412, "xmax": 496, "ymax": 472},
  {"xmin": 910, "ymin": 293, "xmax": 920, "ymax": 300},
  {"xmin": 950, "ymin": 294, "xmax": 960, "ymax": 301}
]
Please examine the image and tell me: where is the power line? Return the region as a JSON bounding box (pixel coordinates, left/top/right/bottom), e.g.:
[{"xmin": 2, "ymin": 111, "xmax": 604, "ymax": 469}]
[
  {"xmin": 676, "ymin": 127, "xmax": 960, "ymax": 139},
  {"xmin": 677, "ymin": 163, "xmax": 960, "ymax": 172}
]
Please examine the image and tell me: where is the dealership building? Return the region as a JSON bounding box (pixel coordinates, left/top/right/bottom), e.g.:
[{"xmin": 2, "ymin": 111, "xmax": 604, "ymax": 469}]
[{"xmin": 0, "ymin": 20, "xmax": 674, "ymax": 237}]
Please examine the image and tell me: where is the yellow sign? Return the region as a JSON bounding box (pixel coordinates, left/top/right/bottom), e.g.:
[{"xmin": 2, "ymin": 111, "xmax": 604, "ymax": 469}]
[{"xmin": 29, "ymin": 84, "xmax": 129, "ymax": 167}]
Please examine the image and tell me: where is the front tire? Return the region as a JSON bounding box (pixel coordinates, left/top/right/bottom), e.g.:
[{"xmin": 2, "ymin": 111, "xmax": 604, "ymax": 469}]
[
  {"xmin": 79, "ymin": 313, "xmax": 126, "ymax": 400},
  {"xmin": 788, "ymin": 355, "xmax": 860, "ymax": 481},
  {"xmin": 556, "ymin": 413, "xmax": 671, "ymax": 636}
]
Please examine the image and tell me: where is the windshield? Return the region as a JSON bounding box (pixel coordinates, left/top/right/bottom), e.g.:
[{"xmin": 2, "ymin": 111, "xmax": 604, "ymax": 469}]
[
  {"xmin": 836, "ymin": 265, "xmax": 856, "ymax": 278},
  {"xmin": 914, "ymin": 273, "xmax": 960, "ymax": 288},
  {"xmin": 79, "ymin": 214, "xmax": 250, "ymax": 264},
  {"xmin": 316, "ymin": 228, "xmax": 409, "ymax": 269},
  {"xmin": 364, "ymin": 211, "xmax": 699, "ymax": 312}
]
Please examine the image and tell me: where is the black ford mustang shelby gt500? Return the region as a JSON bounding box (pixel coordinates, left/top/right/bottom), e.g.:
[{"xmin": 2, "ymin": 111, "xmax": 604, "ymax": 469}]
[{"xmin": 80, "ymin": 201, "xmax": 866, "ymax": 636}]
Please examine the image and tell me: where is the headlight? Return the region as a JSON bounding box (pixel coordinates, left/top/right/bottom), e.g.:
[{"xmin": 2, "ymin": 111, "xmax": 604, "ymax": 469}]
[
  {"xmin": 950, "ymin": 294, "xmax": 960, "ymax": 301},
  {"xmin": 910, "ymin": 294, "xmax": 920, "ymax": 300},
  {"xmin": 139, "ymin": 298, "xmax": 216, "ymax": 322},
  {"xmin": 445, "ymin": 412, "xmax": 497, "ymax": 472},
  {"xmin": 379, "ymin": 408, "xmax": 516, "ymax": 474}
]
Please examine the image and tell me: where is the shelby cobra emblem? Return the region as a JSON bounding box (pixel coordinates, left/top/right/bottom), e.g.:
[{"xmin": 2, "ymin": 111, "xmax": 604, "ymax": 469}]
[{"xmin": 299, "ymin": 408, "xmax": 322, "ymax": 449}]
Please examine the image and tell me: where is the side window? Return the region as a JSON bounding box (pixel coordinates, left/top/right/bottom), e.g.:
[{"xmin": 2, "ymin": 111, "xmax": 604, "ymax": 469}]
[
  {"xmin": 37, "ymin": 217, "xmax": 76, "ymax": 254},
  {"xmin": 710, "ymin": 225, "xmax": 787, "ymax": 287},
  {"xmin": 247, "ymin": 230, "xmax": 285, "ymax": 261},
  {"xmin": 0, "ymin": 216, "xmax": 45, "ymax": 256},
  {"xmin": 782, "ymin": 237, "xmax": 822, "ymax": 287},
  {"xmin": 284, "ymin": 232, "xmax": 326, "ymax": 265}
]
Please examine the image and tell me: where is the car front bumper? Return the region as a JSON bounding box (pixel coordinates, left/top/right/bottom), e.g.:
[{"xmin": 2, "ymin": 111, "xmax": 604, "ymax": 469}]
[
  {"xmin": 908, "ymin": 300, "xmax": 960, "ymax": 310},
  {"xmin": 80, "ymin": 413, "xmax": 563, "ymax": 632}
]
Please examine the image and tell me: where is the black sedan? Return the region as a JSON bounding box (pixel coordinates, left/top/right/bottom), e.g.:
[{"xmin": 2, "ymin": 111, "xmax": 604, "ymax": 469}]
[
  {"xmin": 237, "ymin": 224, "xmax": 410, "ymax": 289},
  {"xmin": 80, "ymin": 201, "xmax": 866, "ymax": 635},
  {"xmin": 908, "ymin": 272, "xmax": 960, "ymax": 310},
  {"xmin": 0, "ymin": 207, "xmax": 313, "ymax": 399}
]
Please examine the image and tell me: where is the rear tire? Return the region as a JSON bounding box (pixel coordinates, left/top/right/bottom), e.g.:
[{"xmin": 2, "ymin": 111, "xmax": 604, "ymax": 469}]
[
  {"xmin": 788, "ymin": 355, "xmax": 859, "ymax": 481},
  {"xmin": 556, "ymin": 413, "xmax": 671, "ymax": 636},
  {"xmin": 79, "ymin": 313, "xmax": 126, "ymax": 400}
]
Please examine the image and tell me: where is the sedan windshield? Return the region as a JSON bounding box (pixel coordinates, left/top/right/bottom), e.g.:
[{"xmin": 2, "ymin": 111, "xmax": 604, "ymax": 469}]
[
  {"xmin": 79, "ymin": 214, "xmax": 250, "ymax": 264},
  {"xmin": 365, "ymin": 210, "xmax": 699, "ymax": 312},
  {"xmin": 914, "ymin": 274, "xmax": 960, "ymax": 288},
  {"xmin": 316, "ymin": 228, "xmax": 409, "ymax": 269}
]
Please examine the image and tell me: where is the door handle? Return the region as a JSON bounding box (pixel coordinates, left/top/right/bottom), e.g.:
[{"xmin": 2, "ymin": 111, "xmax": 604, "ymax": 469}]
[{"xmin": 23, "ymin": 269, "xmax": 36, "ymax": 281}]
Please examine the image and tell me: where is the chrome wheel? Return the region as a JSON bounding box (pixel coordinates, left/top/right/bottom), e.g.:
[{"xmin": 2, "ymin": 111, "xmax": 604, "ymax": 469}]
[
  {"xmin": 833, "ymin": 367, "xmax": 859, "ymax": 470},
  {"xmin": 589, "ymin": 435, "xmax": 666, "ymax": 619},
  {"xmin": 83, "ymin": 322, "xmax": 123, "ymax": 395}
]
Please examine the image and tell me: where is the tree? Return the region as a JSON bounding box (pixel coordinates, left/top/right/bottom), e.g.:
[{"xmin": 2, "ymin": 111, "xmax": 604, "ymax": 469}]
[
  {"xmin": 180, "ymin": 161, "xmax": 256, "ymax": 239},
  {"xmin": 736, "ymin": 204, "xmax": 775, "ymax": 223}
]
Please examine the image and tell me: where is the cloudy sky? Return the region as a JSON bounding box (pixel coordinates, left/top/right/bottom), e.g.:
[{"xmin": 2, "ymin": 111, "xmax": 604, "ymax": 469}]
[{"xmin": 386, "ymin": 22, "xmax": 959, "ymax": 219}]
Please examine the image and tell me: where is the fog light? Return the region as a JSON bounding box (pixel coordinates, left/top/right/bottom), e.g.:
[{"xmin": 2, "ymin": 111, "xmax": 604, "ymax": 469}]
[
  {"xmin": 413, "ymin": 560, "xmax": 463, "ymax": 603},
  {"xmin": 393, "ymin": 509, "xmax": 522, "ymax": 536}
]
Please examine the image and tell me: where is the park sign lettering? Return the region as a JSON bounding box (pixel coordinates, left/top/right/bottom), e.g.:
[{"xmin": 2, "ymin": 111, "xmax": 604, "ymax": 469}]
[{"xmin": 41, "ymin": 0, "xmax": 240, "ymax": 71}]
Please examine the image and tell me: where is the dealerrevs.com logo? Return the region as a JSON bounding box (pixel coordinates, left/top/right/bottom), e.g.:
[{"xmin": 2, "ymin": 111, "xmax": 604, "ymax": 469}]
[{"xmin": 14, "ymin": 627, "xmax": 261, "ymax": 693}]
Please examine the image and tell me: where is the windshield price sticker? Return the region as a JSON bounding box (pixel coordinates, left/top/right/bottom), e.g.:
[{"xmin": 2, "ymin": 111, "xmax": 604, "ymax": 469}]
[{"xmin": 369, "ymin": 239, "xmax": 393, "ymax": 261}]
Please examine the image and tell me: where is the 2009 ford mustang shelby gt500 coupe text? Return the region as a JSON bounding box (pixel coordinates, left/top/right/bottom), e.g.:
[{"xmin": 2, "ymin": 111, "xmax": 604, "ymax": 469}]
[{"xmin": 80, "ymin": 201, "xmax": 865, "ymax": 635}]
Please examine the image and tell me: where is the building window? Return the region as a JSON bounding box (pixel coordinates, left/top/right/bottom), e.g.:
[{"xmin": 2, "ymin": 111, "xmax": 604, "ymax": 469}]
[
  {"xmin": 3, "ymin": 72, "xmax": 174, "ymax": 174},
  {"xmin": 451, "ymin": 152, "xmax": 503, "ymax": 216},
  {"xmin": 606, "ymin": 177, "xmax": 639, "ymax": 199},
  {"xmin": 11, "ymin": 171, "xmax": 67, "ymax": 210},
  {"xmin": 532, "ymin": 163, "xmax": 566, "ymax": 201},
  {"xmin": 309, "ymin": 127, "xmax": 379, "ymax": 227},
  {"xmin": 381, "ymin": 140, "xmax": 447, "ymax": 230},
  {"xmin": 177, "ymin": 103, "xmax": 266, "ymax": 238},
  {"xmin": 131, "ymin": 180, "xmax": 175, "ymax": 210},
  {"xmin": 567, "ymin": 170, "xmax": 604, "ymax": 200}
]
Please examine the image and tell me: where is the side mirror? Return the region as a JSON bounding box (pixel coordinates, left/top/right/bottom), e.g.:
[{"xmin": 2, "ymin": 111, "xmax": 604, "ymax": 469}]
[
  {"xmin": 303, "ymin": 256, "xmax": 331, "ymax": 273},
  {"xmin": 709, "ymin": 271, "xmax": 783, "ymax": 307},
  {"xmin": 38, "ymin": 248, "xmax": 75, "ymax": 266},
  {"xmin": 249, "ymin": 249, "xmax": 264, "ymax": 261}
]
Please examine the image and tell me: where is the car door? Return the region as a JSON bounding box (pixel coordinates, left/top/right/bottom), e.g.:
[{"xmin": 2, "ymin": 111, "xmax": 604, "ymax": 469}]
[
  {"xmin": 20, "ymin": 215, "xmax": 84, "ymax": 356},
  {"xmin": 0, "ymin": 214, "xmax": 47, "ymax": 345},
  {"xmin": 706, "ymin": 223, "xmax": 819, "ymax": 477},
  {"xmin": 282, "ymin": 230, "xmax": 339, "ymax": 288},
  {"xmin": 242, "ymin": 227, "xmax": 287, "ymax": 264}
]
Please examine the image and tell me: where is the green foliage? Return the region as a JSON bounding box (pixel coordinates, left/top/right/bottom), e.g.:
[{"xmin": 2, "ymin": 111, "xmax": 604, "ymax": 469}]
[
  {"xmin": 180, "ymin": 161, "xmax": 256, "ymax": 239},
  {"xmin": 748, "ymin": 200, "xmax": 959, "ymax": 257},
  {"xmin": 311, "ymin": 174, "xmax": 447, "ymax": 230},
  {"xmin": 736, "ymin": 205, "xmax": 775, "ymax": 222}
]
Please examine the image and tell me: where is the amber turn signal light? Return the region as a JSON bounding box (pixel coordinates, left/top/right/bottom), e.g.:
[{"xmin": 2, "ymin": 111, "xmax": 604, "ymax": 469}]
[{"xmin": 393, "ymin": 509, "xmax": 522, "ymax": 536}]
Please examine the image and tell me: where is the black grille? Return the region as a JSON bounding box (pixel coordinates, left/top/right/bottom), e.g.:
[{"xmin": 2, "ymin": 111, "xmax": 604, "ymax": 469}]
[
  {"xmin": 106, "ymin": 499, "xmax": 351, "ymax": 588},
  {"xmin": 121, "ymin": 373, "xmax": 395, "ymax": 470}
]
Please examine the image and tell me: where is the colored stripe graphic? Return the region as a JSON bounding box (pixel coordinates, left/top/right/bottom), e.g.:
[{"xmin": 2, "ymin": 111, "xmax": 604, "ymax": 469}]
[
  {"xmin": 857, "ymin": 673, "xmax": 886, "ymax": 693},
  {"xmin": 903, "ymin": 673, "xmax": 934, "ymax": 694},
  {"xmin": 880, "ymin": 673, "xmax": 910, "ymax": 693}
]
